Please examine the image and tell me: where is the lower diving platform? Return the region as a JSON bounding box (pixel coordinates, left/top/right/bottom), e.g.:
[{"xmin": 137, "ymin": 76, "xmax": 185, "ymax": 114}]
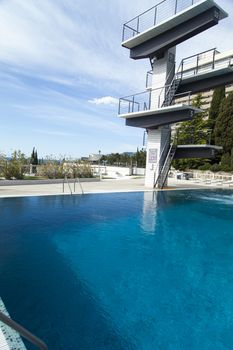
[{"xmin": 174, "ymin": 144, "xmax": 222, "ymax": 159}]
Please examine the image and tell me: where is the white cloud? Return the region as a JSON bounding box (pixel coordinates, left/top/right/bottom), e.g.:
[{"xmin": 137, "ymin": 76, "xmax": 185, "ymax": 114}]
[
  {"xmin": 88, "ymin": 96, "xmax": 119, "ymax": 106},
  {"xmin": 0, "ymin": 0, "xmax": 150, "ymax": 93}
]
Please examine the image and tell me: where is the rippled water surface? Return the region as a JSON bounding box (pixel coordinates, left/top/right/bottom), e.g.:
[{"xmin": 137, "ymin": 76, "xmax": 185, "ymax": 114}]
[{"xmin": 0, "ymin": 190, "xmax": 233, "ymax": 349}]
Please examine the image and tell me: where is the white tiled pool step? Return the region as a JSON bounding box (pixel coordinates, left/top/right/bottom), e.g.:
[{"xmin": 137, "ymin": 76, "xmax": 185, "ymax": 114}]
[{"xmin": 0, "ymin": 299, "xmax": 27, "ymax": 350}]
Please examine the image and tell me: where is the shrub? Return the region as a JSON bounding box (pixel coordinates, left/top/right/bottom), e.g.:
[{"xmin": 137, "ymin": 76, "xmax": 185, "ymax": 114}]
[
  {"xmin": 1, "ymin": 151, "xmax": 27, "ymax": 180},
  {"xmin": 37, "ymin": 162, "xmax": 64, "ymax": 179},
  {"xmin": 210, "ymin": 164, "xmax": 221, "ymax": 173},
  {"xmin": 198, "ymin": 163, "xmax": 212, "ymax": 171}
]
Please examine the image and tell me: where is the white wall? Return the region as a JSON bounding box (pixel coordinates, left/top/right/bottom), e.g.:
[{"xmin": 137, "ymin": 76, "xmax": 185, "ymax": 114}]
[
  {"xmin": 91, "ymin": 165, "xmax": 145, "ymax": 178},
  {"xmin": 145, "ymin": 127, "xmax": 170, "ymax": 187}
]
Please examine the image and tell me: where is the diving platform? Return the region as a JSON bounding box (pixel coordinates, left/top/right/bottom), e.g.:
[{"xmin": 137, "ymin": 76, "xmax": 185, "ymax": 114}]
[
  {"xmin": 174, "ymin": 144, "xmax": 222, "ymax": 159},
  {"xmin": 119, "ymin": 104, "xmax": 202, "ymax": 129},
  {"xmin": 122, "ymin": 0, "xmax": 228, "ymax": 59},
  {"xmin": 177, "ymin": 49, "xmax": 233, "ymax": 93}
]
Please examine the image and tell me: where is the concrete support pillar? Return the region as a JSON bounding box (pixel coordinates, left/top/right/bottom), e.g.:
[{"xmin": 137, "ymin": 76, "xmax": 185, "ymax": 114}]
[
  {"xmin": 151, "ymin": 47, "xmax": 176, "ymax": 109},
  {"xmin": 145, "ymin": 126, "xmax": 170, "ymax": 188},
  {"xmin": 145, "ymin": 47, "xmax": 176, "ymax": 188}
]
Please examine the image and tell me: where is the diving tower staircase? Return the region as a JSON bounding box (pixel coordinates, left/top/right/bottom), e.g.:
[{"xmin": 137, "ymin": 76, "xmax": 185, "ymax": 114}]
[{"xmin": 118, "ymin": 0, "xmax": 232, "ymax": 188}]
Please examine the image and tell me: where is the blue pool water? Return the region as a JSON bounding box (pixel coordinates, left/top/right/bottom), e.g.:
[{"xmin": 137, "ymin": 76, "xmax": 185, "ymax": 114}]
[{"xmin": 0, "ymin": 190, "xmax": 233, "ymax": 349}]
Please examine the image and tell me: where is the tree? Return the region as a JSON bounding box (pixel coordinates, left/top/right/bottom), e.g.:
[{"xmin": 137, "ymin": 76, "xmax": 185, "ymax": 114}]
[
  {"xmin": 30, "ymin": 147, "xmax": 39, "ymax": 165},
  {"xmin": 100, "ymin": 150, "xmax": 146, "ymax": 168},
  {"xmin": 176, "ymin": 94, "xmax": 208, "ymax": 145},
  {"xmin": 34, "ymin": 150, "xmax": 38, "ymax": 165},
  {"xmin": 173, "ymin": 93, "xmax": 209, "ymax": 170},
  {"xmin": 214, "ymin": 92, "xmax": 233, "ymax": 170},
  {"xmin": 132, "ymin": 148, "xmax": 146, "ymax": 167},
  {"xmin": 208, "ymin": 85, "xmax": 225, "ymax": 143}
]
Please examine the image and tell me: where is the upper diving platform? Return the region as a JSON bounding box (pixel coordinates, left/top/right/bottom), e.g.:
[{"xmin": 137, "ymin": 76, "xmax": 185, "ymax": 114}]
[
  {"xmin": 122, "ymin": 0, "xmax": 228, "ymax": 59},
  {"xmin": 177, "ymin": 48, "xmax": 233, "ymax": 93}
]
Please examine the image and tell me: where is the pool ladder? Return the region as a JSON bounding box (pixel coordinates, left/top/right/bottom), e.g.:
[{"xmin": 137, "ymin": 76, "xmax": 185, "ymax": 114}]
[
  {"xmin": 0, "ymin": 310, "xmax": 48, "ymax": 350},
  {"xmin": 62, "ymin": 176, "xmax": 84, "ymax": 195}
]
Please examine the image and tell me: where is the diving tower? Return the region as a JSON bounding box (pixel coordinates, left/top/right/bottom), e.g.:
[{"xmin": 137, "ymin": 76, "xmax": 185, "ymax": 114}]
[{"xmin": 118, "ymin": 0, "xmax": 232, "ymax": 188}]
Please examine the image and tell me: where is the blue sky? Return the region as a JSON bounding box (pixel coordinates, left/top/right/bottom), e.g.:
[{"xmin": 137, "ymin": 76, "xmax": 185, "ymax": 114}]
[{"xmin": 0, "ymin": 0, "xmax": 232, "ymax": 159}]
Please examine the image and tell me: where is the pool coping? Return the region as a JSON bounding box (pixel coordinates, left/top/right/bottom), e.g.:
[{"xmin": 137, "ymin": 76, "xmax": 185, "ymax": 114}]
[{"xmin": 0, "ymin": 186, "xmax": 225, "ymax": 199}]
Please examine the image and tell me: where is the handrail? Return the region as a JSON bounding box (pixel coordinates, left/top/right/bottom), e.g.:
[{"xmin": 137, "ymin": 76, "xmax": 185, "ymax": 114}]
[
  {"xmin": 180, "ymin": 47, "xmax": 217, "ymax": 63},
  {"xmin": 120, "ymin": 84, "xmax": 168, "ymax": 100},
  {"xmin": 154, "ymin": 130, "xmax": 178, "ymax": 188},
  {"xmin": 153, "ymin": 130, "xmax": 171, "ymax": 186},
  {"xmin": 177, "ymin": 47, "xmax": 223, "ymax": 79},
  {"xmin": 122, "ymin": 0, "xmax": 197, "ymax": 41},
  {"xmin": 62, "ymin": 175, "xmax": 72, "ymax": 195},
  {"xmin": 74, "ymin": 178, "xmax": 84, "ymax": 194},
  {"xmin": 155, "ymin": 146, "xmax": 174, "ymax": 188},
  {"xmin": 0, "ymin": 311, "xmax": 48, "ymax": 350},
  {"xmin": 124, "ymin": 0, "xmax": 166, "ymax": 26},
  {"xmin": 118, "ymin": 88, "xmax": 192, "ymax": 115},
  {"xmin": 158, "ymin": 61, "xmax": 178, "ymax": 106}
]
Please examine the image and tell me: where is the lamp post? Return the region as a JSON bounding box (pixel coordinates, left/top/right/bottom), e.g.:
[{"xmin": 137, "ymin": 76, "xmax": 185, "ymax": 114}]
[{"xmin": 98, "ymin": 150, "xmax": 101, "ymax": 180}]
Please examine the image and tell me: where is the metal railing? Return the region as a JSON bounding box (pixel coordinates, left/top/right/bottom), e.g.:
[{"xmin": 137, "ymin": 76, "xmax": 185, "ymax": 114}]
[
  {"xmin": 146, "ymin": 48, "xmax": 233, "ymax": 90},
  {"xmin": 154, "ymin": 133, "xmax": 178, "ymax": 189},
  {"xmin": 0, "ymin": 311, "xmax": 48, "ymax": 350},
  {"xmin": 63, "ymin": 175, "xmax": 73, "ymax": 195},
  {"xmin": 122, "ymin": 0, "xmax": 198, "ymax": 42},
  {"xmin": 153, "ymin": 130, "xmax": 171, "ymax": 186},
  {"xmin": 120, "ymin": 46, "xmax": 233, "ymax": 115},
  {"xmin": 74, "ymin": 177, "xmax": 84, "ymax": 194},
  {"xmin": 62, "ymin": 176, "xmax": 84, "ymax": 195},
  {"xmin": 177, "ymin": 48, "xmax": 233, "ymax": 79},
  {"xmin": 118, "ymin": 87, "xmax": 192, "ymax": 115}
]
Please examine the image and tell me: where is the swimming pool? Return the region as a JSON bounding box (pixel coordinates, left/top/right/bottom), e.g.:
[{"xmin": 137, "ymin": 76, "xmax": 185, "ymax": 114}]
[{"xmin": 0, "ymin": 190, "xmax": 233, "ymax": 349}]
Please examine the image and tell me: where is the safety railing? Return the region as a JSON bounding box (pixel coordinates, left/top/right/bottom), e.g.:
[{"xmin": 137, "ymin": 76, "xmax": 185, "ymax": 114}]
[
  {"xmin": 119, "ymin": 46, "xmax": 233, "ymax": 115},
  {"xmin": 118, "ymin": 87, "xmax": 192, "ymax": 115},
  {"xmin": 0, "ymin": 311, "xmax": 48, "ymax": 350},
  {"xmin": 122, "ymin": 0, "xmax": 199, "ymax": 42},
  {"xmin": 177, "ymin": 48, "xmax": 233, "ymax": 79}
]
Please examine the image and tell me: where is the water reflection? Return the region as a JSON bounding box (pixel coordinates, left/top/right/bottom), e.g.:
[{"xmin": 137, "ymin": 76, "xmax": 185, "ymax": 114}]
[{"xmin": 141, "ymin": 191, "xmax": 158, "ymax": 234}]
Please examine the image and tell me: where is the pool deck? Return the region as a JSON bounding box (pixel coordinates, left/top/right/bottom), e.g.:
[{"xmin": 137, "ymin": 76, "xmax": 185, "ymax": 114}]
[{"xmin": 0, "ymin": 177, "xmax": 231, "ymax": 198}]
